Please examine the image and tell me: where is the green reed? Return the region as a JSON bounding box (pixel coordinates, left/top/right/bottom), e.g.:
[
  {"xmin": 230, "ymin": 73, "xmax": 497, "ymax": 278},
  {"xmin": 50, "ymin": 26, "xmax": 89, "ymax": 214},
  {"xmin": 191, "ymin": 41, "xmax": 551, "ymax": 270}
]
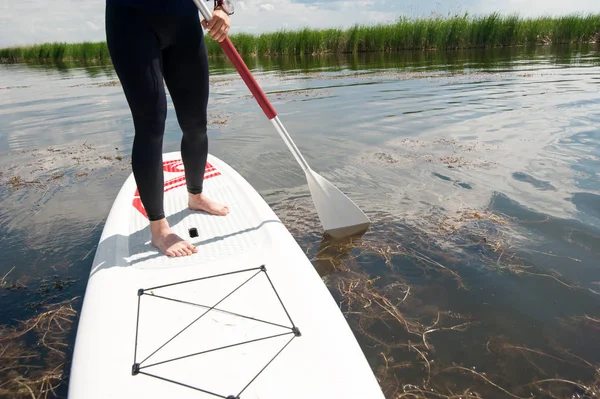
[
  {"xmin": 206, "ymin": 12, "xmax": 600, "ymax": 56},
  {"xmin": 1, "ymin": 12, "xmax": 599, "ymax": 62},
  {"xmin": 0, "ymin": 41, "xmax": 110, "ymax": 63}
]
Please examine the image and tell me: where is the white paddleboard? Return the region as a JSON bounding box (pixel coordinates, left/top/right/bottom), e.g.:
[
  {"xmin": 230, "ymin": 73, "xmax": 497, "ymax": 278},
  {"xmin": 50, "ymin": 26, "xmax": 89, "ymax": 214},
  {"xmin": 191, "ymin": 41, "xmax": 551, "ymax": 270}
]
[{"xmin": 68, "ymin": 151, "xmax": 385, "ymax": 399}]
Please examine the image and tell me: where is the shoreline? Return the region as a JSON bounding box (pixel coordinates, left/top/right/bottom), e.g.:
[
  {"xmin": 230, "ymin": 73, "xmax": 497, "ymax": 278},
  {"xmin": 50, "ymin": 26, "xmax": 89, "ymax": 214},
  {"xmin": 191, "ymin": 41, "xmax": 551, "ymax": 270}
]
[{"xmin": 1, "ymin": 12, "xmax": 599, "ymax": 63}]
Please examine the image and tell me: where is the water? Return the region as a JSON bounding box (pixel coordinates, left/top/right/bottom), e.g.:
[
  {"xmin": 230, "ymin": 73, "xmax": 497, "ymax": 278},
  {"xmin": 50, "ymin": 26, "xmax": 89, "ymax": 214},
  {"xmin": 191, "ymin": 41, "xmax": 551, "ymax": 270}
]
[{"xmin": 1, "ymin": 44, "xmax": 599, "ymax": 398}]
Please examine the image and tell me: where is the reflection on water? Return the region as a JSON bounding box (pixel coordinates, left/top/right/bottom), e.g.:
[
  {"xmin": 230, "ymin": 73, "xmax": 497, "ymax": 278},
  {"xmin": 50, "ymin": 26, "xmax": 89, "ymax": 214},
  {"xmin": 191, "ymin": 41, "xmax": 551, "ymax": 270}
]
[
  {"xmin": 0, "ymin": 44, "xmax": 599, "ymax": 398},
  {"xmin": 5, "ymin": 42, "xmax": 600, "ymax": 77}
]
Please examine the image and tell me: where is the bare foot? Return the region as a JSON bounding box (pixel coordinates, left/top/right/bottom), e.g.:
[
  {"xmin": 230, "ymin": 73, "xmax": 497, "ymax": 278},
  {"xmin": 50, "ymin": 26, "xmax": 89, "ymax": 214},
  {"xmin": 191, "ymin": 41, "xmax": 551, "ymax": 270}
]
[
  {"xmin": 150, "ymin": 219, "xmax": 197, "ymax": 257},
  {"xmin": 188, "ymin": 193, "xmax": 230, "ymax": 216}
]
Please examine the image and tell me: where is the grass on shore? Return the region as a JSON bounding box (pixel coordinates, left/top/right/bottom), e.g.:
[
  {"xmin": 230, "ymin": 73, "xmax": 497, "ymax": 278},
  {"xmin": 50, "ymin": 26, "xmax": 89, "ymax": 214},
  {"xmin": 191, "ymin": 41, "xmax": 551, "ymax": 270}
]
[
  {"xmin": 1, "ymin": 12, "xmax": 600, "ymax": 63},
  {"xmin": 208, "ymin": 12, "xmax": 600, "ymax": 56},
  {"xmin": 0, "ymin": 41, "xmax": 110, "ymax": 64}
]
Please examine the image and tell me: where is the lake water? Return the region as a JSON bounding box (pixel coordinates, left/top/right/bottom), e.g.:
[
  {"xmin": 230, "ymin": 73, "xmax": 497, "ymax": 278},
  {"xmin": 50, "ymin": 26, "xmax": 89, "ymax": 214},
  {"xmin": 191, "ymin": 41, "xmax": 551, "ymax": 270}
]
[{"xmin": 1, "ymin": 44, "xmax": 599, "ymax": 398}]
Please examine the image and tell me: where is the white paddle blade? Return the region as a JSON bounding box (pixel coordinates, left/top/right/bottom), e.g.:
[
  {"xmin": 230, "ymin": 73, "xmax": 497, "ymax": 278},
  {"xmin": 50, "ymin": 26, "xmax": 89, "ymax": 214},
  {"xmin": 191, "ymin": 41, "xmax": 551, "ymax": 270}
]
[{"xmin": 305, "ymin": 169, "xmax": 371, "ymax": 238}]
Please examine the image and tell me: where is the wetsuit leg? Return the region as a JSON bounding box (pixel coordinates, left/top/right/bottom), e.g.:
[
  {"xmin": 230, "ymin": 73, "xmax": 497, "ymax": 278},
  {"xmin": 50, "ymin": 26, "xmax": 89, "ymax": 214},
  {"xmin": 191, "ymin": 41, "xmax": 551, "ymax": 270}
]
[
  {"xmin": 162, "ymin": 14, "xmax": 210, "ymax": 195},
  {"xmin": 105, "ymin": 3, "xmax": 168, "ymax": 221}
]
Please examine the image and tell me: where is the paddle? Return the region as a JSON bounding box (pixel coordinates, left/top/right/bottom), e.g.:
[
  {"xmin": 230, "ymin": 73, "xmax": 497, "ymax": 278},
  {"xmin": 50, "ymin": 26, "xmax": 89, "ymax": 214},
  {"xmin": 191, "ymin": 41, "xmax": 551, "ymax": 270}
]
[{"xmin": 193, "ymin": 0, "xmax": 371, "ymax": 238}]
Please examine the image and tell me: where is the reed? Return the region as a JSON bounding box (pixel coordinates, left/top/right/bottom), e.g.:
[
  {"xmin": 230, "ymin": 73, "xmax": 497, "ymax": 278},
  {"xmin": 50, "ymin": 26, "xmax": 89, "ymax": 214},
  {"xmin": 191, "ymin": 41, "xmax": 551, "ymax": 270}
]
[
  {"xmin": 203, "ymin": 12, "xmax": 600, "ymax": 55},
  {"xmin": 0, "ymin": 41, "xmax": 110, "ymax": 63},
  {"xmin": 1, "ymin": 12, "xmax": 599, "ymax": 62}
]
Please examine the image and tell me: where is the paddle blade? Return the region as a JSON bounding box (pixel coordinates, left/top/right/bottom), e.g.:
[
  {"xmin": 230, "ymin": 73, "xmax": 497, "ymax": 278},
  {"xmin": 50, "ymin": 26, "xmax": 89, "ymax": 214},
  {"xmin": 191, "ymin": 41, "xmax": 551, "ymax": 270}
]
[{"xmin": 305, "ymin": 169, "xmax": 371, "ymax": 238}]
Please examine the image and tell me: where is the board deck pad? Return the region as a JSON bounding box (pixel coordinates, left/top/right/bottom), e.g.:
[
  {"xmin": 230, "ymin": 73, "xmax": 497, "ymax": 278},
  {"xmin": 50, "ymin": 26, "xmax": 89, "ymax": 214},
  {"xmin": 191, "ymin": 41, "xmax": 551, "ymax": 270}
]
[
  {"xmin": 127, "ymin": 159, "xmax": 269, "ymax": 269},
  {"xmin": 68, "ymin": 152, "xmax": 385, "ymax": 399}
]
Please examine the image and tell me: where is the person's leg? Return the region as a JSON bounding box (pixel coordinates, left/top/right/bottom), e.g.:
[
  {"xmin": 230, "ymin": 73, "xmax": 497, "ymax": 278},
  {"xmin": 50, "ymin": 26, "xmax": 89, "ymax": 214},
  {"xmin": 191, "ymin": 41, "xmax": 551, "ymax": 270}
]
[
  {"xmin": 162, "ymin": 14, "xmax": 229, "ymax": 216},
  {"xmin": 105, "ymin": 3, "xmax": 197, "ymax": 256}
]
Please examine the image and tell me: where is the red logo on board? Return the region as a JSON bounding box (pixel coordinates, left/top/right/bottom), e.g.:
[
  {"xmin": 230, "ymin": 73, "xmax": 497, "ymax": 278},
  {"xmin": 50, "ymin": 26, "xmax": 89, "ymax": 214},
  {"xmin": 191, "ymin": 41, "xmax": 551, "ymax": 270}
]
[
  {"xmin": 132, "ymin": 159, "xmax": 221, "ymax": 219},
  {"xmin": 162, "ymin": 159, "xmax": 185, "ymax": 173}
]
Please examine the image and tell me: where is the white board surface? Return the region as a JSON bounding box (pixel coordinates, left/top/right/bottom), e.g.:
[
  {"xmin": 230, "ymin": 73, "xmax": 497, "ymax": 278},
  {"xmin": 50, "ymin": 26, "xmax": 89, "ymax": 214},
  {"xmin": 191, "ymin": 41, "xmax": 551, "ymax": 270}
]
[{"xmin": 68, "ymin": 152, "xmax": 385, "ymax": 399}]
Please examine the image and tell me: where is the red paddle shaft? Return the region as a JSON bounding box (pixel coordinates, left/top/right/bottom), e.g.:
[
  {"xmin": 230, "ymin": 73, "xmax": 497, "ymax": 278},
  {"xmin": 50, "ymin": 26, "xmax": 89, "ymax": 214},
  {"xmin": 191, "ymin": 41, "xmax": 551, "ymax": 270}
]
[
  {"xmin": 193, "ymin": 0, "xmax": 277, "ymax": 119},
  {"xmin": 218, "ymin": 38, "xmax": 277, "ymax": 120},
  {"xmin": 192, "ymin": 0, "xmax": 372, "ymax": 238}
]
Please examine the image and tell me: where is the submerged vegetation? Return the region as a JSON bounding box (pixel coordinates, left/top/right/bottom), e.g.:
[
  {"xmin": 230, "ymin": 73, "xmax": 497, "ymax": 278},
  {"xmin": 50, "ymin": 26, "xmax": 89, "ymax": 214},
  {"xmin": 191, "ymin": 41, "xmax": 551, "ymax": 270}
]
[
  {"xmin": 272, "ymin": 198, "xmax": 600, "ymax": 399},
  {"xmin": 0, "ymin": 298, "xmax": 79, "ymax": 398},
  {"xmin": 1, "ymin": 12, "xmax": 600, "ymax": 62},
  {"xmin": 1, "ymin": 136, "xmax": 599, "ymax": 397}
]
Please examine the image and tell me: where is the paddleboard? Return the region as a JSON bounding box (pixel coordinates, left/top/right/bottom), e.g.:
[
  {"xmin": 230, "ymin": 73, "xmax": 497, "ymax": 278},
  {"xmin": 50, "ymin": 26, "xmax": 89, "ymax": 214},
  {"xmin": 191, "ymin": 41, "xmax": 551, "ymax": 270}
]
[{"xmin": 68, "ymin": 151, "xmax": 385, "ymax": 399}]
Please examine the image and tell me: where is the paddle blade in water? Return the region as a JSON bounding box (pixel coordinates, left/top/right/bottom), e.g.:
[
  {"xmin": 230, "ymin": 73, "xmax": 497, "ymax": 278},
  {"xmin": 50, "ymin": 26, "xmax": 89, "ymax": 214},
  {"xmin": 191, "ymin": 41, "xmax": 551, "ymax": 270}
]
[{"xmin": 305, "ymin": 169, "xmax": 371, "ymax": 238}]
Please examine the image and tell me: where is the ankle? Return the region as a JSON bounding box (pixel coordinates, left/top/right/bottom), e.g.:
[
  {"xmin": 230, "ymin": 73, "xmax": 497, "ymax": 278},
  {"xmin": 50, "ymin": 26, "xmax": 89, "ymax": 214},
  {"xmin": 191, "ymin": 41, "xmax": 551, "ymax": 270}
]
[{"xmin": 150, "ymin": 218, "xmax": 170, "ymax": 235}]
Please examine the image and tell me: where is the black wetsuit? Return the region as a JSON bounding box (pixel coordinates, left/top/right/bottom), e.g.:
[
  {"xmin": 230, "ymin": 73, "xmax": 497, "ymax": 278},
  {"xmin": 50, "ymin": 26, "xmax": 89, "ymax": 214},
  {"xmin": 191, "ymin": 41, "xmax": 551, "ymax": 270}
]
[{"xmin": 105, "ymin": 0, "xmax": 208, "ymax": 221}]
